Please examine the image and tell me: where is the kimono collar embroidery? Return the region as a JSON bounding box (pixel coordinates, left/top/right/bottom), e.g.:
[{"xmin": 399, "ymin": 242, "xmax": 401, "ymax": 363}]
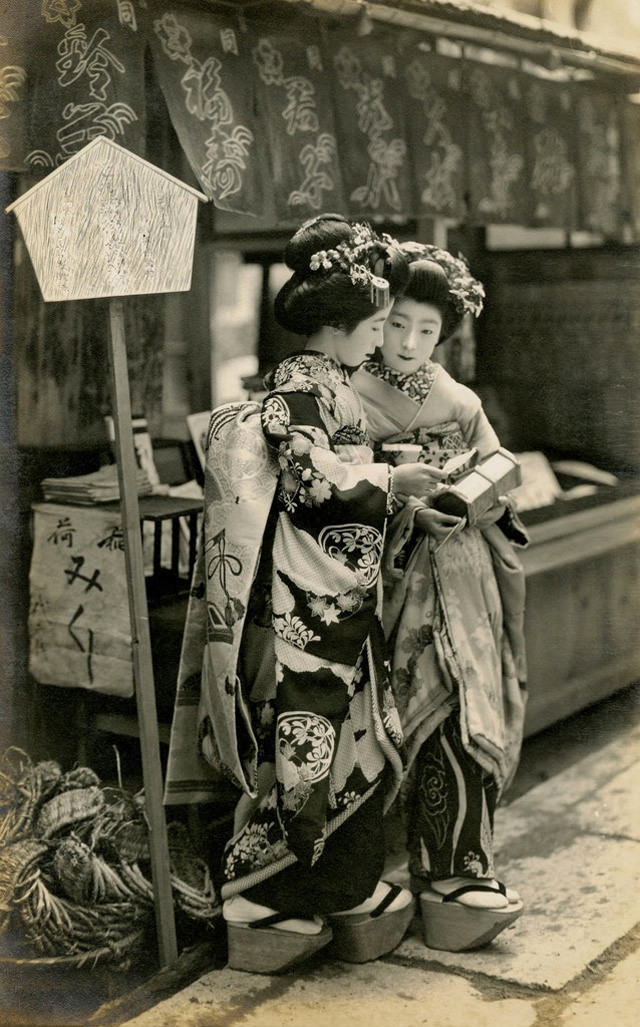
[
  {"xmin": 267, "ymin": 351, "xmax": 351, "ymax": 391},
  {"xmin": 361, "ymin": 359, "xmax": 437, "ymax": 403}
]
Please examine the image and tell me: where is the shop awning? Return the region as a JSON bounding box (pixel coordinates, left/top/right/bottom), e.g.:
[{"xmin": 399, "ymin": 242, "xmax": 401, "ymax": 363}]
[{"xmin": 1, "ymin": 0, "xmax": 639, "ymax": 237}]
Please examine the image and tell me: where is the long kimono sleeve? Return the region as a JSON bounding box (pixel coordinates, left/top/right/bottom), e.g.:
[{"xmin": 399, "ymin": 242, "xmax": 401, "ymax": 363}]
[{"xmin": 261, "ymin": 384, "xmax": 392, "ymax": 865}]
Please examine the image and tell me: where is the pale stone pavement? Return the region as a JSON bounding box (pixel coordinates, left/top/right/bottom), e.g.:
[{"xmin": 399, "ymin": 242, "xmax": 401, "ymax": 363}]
[{"xmin": 119, "ymin": 693, "xmax": 640, "ymax": 1027}]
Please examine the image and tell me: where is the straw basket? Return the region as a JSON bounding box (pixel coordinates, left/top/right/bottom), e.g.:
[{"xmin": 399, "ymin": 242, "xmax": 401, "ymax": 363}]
[
  {"xmin": 117, "ymin": 821, "xmax": 219, "ymax": 924},
  {"xmin": 0, "ymin": 840, "xmax": 48, "ymax": 935},
  {"xmin": 0, "ymin": 836, "xmax": 151, "ymax": 969},
  {"xmin": 14, "ymin": 865, "xmax": 150, "ymax": 967},
  {"xmin": 0, "ymin": 750, "xmax": 221, "ymax": 969}
]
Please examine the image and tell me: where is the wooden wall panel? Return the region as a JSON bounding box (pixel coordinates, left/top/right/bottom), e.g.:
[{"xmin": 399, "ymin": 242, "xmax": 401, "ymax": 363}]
[
  {"xmin": 523, "ymin": 521, "xmax": 640, "ymax": 736},
  {"xmin": 476, "ymin": 247, "xmax": 640, "ymax": 473}
]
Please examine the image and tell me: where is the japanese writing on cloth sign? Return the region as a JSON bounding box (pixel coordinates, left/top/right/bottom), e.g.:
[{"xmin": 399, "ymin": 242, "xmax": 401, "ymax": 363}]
[
  {"xmin": 466, "ymin": 61, "xmax": 528, "ymax": 224},
  {"xmin": 524, "ymin": 77, "xmax": 577, "ymax": 228},
  {"xmin": 18, "ymin": 0, "xmax": 145, "ymax": 174},
  {"xmin": 0, "ymin": 3, "xmax": 28, "ymax": 170},
  {"xmin": 402, "ymin": 45, "xmax": 467, "ymax": 219},
  {"xmin": 148, "ymin": 7, "xmax": 263, "ymax": 215},
  {"xmin": 576, "ymin": 88, "xmax": 623, "ymax": 238},
  {"xmin": 29, "ymin": 503, "xmax": 134, "ymax": 698},
  {"xmin": 329, "ymin": 31, "xmax": 412, "ymax": 217},
  {"xmin": 249, "ymin": 19, "xmax": 345, "ymax": 220}
]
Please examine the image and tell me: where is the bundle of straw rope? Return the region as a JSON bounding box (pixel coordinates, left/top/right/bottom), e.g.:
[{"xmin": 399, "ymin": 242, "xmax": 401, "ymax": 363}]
[
  {"xmin": 0, "ymin": 748, "xmax": 60, "ymax": 847},
  {"xmin": 0, "ymin": 749, "xmax": 221, "ymax": 968}
]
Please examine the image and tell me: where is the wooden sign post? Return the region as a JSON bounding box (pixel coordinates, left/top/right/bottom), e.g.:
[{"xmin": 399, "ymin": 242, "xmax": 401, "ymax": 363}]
[{"xmin": 6, "ymin": 137, "xmax": 208, "ymax": 967}]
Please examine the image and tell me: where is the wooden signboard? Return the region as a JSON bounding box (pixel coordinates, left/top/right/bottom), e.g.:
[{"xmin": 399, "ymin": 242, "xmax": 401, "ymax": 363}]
[
  {"xmin": 6, "ymin": 136, "xmax": 206, "ymax": 301},
  {"xmin": 6, "ymin": 137, "xmax": 208, "ymax": 967}
]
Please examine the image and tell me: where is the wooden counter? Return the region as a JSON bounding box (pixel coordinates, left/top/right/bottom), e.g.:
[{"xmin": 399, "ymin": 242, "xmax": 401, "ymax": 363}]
[{"xmin": 521, "ymin": 491, "xmax": 640, "ymax": 736}]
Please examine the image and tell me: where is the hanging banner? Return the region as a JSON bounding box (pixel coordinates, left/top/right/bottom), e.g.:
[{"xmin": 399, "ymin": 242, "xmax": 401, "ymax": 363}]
[
  {"xmin": 402, "ymin": 43, "xmax": 467, "ymax": 220},
  {"xmin": 148, "ymin": 5, "xmax": 263, "ymax": 215},
  {"xmin": 576, "ymin": 88, "xmax": 623, "ymax": 238},
  {"xmin": 29, "ymin": 502, "xmax": 134, "ymax": 698},
  {"xmin": 329, "ymin": 30, "xmax": 412, "ymax": 218},
  {"xmin": 0, "ymin": 3, "xmax": 28, "ymax": 170},
  {"xmin": 16, "ymin": 0, "xmax": 145, "ymax": 174},
  {"xmin": 465, "ymin": 60, "xmax": 528, "ymax": 224},
  {"xmin": 3, "ymin": 3, "xmax": 638, "ymax": 231},
  {"xmin": 523, "ymin": 76, "xmax": 577, "ymax": 228},
  {"xmin": 249, "ymin": 17, "xmax": 345, "ymax": 221}
]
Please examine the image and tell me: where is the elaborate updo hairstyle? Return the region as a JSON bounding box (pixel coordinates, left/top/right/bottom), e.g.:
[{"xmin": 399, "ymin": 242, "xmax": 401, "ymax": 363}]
[
  {"xmin": 274, "ymin": 214, "xmax": 409, "ymax": 337},
  {"xmin": 401, "ymin": 259, "xmax": 461, "ymax": 343},
  {"xmin": 399, "ymin": 242, "xmax": 485, "ymax": 344}
]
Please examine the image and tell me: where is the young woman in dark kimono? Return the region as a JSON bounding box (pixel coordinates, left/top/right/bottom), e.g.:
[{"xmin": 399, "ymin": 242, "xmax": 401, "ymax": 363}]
[
  {"xmin": 165, "ymin": 217, "xmax": 441, "ymax": 972},
  {"xmin": 354, "ymin": 244, "xmax": 529, "ymax": 952}
]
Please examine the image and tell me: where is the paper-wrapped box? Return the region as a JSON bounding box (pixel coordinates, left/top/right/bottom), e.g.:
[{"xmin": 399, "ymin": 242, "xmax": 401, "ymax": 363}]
[{"xmin": 432, "ymin": 448, "xmax": 522, "ymax": 524}]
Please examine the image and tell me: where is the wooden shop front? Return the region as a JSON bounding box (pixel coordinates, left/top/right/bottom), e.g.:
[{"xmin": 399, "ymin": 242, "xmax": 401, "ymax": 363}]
[{"xmin": 1, "ymin": 0, "xmax": 639, "ymax": 974}]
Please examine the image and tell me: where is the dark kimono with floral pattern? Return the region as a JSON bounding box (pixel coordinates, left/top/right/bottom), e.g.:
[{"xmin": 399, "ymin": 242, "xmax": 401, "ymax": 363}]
[{"xmin": 165, "ymin": 352, "xmax": 404, "ymax": 900}]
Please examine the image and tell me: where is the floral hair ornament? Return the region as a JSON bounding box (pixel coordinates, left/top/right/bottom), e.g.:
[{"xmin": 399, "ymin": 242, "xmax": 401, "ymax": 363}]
[
  {"xmin": 309, "ymin": 222, "xmax": 394, "ymax": 308},
  {"xmin": 400, "ymin": 241, "xmax": 485, "ymax": 319}
]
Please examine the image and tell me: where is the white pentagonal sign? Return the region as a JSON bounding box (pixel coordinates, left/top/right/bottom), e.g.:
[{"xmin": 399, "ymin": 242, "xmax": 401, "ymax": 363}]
[{"xmin": 6, "ymin": 136, "xmax": 208, "ymax": 301}]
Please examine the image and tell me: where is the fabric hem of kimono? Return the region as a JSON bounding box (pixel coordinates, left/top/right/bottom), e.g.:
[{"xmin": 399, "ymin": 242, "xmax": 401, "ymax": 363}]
[
  {"xmin": 403, "ymin": 697, "xmax": 458, "ymax": 772},
  {"xmin": 365, "ymin": 636, "xmax": 405, "ymax": 814},
  {"xmin": 426, "ymin": 537, "xmax": 518, "ymax": 795},
  {"xmin": 219, "ymin": 782, "xmax": 379, "ymax": 900}
]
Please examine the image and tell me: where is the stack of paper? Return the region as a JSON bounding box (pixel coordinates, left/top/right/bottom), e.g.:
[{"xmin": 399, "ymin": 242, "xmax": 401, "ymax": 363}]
[{"xmin": 41, "ymin": 464, "xmax": 153, "ymax": 505}]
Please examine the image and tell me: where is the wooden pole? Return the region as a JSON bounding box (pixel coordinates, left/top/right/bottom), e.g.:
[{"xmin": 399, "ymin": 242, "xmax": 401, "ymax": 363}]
[{"xmin": 106, "ymin": 297, "xmax": 178, "ymax": 968}]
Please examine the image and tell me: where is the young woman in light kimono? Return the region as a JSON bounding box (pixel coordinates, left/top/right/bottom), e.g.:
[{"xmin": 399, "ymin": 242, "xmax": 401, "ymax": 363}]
[
  {"xmin": 353, "ymin": 244, "xmax": 529, "ymax": 952},
  {"xmin": 164, "ymin": 217, "xmax": 442, "ymax": 972}
]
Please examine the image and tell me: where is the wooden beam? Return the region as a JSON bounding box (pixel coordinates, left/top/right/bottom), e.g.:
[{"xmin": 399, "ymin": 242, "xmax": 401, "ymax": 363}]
[
  {"xmin": 279, "ymin": 0, "xmax": 640, "ymax": 80},
  {"xmin": 88, "ymin": 941, "xmax": 219, "ymax": 1026}
]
